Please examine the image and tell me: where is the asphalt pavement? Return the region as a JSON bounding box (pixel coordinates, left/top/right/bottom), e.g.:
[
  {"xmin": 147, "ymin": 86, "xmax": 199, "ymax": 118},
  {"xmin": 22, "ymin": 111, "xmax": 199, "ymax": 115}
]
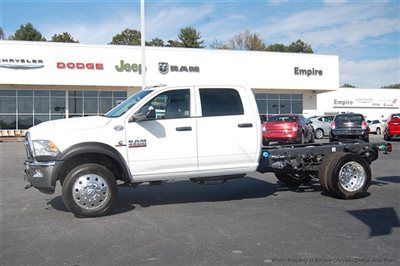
[{"xmin": 1, "ymin": 135, "xmax": 399, "ymax": 265}]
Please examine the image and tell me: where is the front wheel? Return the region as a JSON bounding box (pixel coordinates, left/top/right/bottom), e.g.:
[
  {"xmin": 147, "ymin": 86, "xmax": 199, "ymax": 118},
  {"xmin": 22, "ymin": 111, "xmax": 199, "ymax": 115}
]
[
  {"xmin": 376, "ymin": 128, "xmax": 381, "ymax": 135},
  {"xmin": 62, "ymin": 163, "xmax": 117, "ymax": 217},
  {"xmin": 274, "ymin": 172, "xmax": 312, "ymax": 187}
]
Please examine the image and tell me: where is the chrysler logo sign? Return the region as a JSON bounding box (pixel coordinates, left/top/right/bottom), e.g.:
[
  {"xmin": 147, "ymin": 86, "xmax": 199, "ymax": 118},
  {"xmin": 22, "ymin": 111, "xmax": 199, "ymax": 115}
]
[
  {"xmin": 0, "ymin": 58, "xmax": 44, "ymax": 69},
  {"xmin": 158, "ymin": 62, "xmax": 200, "ymax": 74}
]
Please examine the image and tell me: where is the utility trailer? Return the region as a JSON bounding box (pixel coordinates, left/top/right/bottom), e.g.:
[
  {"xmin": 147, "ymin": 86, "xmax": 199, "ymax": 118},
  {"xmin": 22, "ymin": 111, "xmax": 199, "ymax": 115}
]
[{"xmin": 257, "ymin": 141, "xmax": 392, "ymax": 199}]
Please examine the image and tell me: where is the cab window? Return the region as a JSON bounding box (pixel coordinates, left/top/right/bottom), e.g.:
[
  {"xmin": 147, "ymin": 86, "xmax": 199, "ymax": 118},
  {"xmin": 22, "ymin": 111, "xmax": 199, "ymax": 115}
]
[{"xmin": 140, "ymin": 89, "xmax": 190, "ymax": 119}]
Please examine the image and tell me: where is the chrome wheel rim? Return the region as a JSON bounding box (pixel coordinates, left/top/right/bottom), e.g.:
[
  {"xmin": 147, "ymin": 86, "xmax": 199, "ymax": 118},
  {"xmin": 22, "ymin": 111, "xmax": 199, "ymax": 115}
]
[
  {"xmin": 339, "ymin": 161, "xmax": 366, "ymax": 192},
  {"xmin": 72, "ymin": 174, "xmax": 109, "ymax": 209},
  {"xmin": 316, "ymin": 130, "xmax": 323, "ymax": 139}
]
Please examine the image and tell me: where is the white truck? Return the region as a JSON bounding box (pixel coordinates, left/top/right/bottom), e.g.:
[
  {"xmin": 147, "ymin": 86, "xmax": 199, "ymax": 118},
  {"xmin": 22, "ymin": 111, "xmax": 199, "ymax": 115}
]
[{"xmin": 24, "ymin": 85, "xmax": 392, "ymax": 217}]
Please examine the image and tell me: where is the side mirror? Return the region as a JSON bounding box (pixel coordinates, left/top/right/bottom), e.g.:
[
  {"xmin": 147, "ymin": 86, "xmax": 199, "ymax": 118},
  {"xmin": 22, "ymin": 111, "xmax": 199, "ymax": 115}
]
[
  {"xmin": 130, "ymin": 106, "xmax": 155, "ymax": 122},
  {"xmin": 307, "ymin": 120, "xmax": 313, "ymax": 125}
]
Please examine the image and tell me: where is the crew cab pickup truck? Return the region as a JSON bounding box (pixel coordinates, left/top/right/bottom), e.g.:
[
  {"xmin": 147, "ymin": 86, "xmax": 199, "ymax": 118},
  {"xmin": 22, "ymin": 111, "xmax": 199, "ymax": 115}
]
[{"xmin": 24, "ymin": 85, "xmax": 392, "ymax": 217}]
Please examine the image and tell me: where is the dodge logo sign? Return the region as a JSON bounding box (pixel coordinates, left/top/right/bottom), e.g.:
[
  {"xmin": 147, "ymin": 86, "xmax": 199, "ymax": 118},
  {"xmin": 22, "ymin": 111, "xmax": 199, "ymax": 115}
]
[{"xmin": 159, "ymin": 62, "xmax": 169, "ymax": 75}]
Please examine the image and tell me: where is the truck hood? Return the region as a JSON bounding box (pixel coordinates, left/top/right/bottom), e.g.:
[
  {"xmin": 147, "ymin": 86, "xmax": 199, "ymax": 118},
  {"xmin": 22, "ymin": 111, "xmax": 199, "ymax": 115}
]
[{"xmin": 28, "ymin": 116, "xmax": 112, "ymax": 139}]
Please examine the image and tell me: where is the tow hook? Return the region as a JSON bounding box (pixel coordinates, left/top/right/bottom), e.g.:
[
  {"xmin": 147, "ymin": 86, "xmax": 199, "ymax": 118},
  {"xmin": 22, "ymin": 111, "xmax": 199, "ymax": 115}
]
[{"xmin": 24, "ymin": 184, "xmax": 33, "ymax": 189}]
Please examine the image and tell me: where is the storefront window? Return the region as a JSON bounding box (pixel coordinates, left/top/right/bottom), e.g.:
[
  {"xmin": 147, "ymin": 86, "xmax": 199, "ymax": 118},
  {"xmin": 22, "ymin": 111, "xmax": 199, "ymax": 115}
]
[
  {"xmin": 0, "ymin": 89, "xmax": 127, "ymax": 129},
  {"xmin": 255, "ymin": 93, "xmax": 303, "ymax": 115},
  {"xmin": 0, "ymin": 115, "xmax": 17, "ymax": 129}
]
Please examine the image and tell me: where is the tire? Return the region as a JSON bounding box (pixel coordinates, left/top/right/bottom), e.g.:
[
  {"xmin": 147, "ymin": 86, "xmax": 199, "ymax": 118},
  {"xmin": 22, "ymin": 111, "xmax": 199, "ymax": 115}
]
[
  {"xmin": 318, "ymin": 152, "xmax": 371, "ymax": 199},
  {"xmin": 263, "ymin": 140, "xmax": 269, "ymax": 146},
  {"xmin": 384, "ymin": 134, "xmax": 391, "ymax": 141},
  {"xmin": 309, "ymin": 131, "xmax": 315, "ymax": 143},
  {"xmin": 275, "ymin": 172, "xmax": 312, "ymax": 187},
  {"xmin": 62, "ymin": 163, "xmax": 118, "ymax": 217},
  {"xmin": 299, "ymin": 132, "xmax": 305, "ymax": 144},
  {"xmin": 376, "ymin": 128, "xmax": 381, "ymax": 135},
  {"xmin": 315, "ymin": 129, "xmax": 324, "ymax": 139}
]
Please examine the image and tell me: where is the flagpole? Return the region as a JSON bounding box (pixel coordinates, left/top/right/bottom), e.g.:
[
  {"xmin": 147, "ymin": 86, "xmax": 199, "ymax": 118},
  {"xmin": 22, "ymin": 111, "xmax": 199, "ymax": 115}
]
[{"xmin": 140, "ymin": 0, "xmax": 146, "ymax": 90}]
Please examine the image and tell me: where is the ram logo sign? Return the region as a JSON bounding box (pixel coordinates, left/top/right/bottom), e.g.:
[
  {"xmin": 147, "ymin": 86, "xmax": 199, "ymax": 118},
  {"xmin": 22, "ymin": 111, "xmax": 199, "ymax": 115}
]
[{"xmin": 158, "ymin": 62, "xmax": 200, "ymax": 74}]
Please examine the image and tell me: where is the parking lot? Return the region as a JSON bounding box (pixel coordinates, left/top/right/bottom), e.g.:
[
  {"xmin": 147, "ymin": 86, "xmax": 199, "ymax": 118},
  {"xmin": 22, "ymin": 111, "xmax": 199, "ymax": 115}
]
[{"xmin": 1, "ymin": 135, "xmax": 399, "ymax": 265}]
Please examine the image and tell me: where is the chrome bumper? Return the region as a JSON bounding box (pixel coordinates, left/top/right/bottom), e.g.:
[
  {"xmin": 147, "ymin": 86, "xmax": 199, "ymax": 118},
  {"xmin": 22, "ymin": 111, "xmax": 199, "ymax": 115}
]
[{"xmin": 24, "ymin": 160, "xmax": 56, "ymax": 194}]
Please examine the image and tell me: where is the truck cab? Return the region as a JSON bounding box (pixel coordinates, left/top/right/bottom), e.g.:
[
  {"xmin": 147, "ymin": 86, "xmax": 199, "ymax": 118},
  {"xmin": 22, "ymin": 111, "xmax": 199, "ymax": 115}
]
[{"xmin": 24, "ymin": 85, "xmax": 261, "ymax": 217}]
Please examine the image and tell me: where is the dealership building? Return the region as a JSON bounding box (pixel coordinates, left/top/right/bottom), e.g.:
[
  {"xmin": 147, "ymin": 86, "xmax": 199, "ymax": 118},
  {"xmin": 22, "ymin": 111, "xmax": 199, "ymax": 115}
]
[{"xmin": 0, "ymin": 41, "xmax": 399, "ymax": 130}]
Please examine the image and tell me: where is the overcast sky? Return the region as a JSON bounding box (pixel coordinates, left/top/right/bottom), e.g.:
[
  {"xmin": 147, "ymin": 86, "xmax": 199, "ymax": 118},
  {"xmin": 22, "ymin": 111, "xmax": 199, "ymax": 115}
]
[{"xmin": 1, "ymin": 0, "xmax": 399, "ymax": 88}]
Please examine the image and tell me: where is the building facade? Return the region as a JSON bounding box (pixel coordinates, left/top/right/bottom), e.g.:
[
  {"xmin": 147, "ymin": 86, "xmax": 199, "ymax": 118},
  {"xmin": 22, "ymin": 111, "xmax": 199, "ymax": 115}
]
[{"xmin": 0, "ymin": 40, "xmax": 340, "ymax": 130}]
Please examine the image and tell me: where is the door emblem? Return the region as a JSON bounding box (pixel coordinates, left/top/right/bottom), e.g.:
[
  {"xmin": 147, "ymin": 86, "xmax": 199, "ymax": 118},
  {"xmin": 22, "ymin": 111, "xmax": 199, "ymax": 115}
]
[{"xmin": 129, "ymin": 139, "xmax": 147, "ymax": 148}]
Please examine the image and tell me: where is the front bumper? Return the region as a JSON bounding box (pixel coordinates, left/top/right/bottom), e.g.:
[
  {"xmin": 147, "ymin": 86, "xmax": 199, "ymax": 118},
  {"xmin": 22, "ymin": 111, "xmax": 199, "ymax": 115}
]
[{"xmin": 24, "ymin": 160, "xmax": 56, "ymax": 194}]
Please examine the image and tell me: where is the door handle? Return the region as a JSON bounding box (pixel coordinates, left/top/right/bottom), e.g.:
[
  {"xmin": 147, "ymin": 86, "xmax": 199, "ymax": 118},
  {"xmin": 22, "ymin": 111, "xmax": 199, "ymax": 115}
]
[
  {"xmin": 238, "ymin": 123, "xmax": 253, "ymax": 128},
  {"xmin": 176, "ymin": 126, "xmax": 192, "ymax": 131}
]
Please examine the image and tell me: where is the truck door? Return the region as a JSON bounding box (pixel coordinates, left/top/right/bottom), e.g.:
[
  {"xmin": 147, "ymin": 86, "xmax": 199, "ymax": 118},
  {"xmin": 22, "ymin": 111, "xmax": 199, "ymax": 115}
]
[
  {"xmin": 125, "ymin": 88, "xmax": 198, "ymax": 180},
  {"xmin": 196, "ymin": 87, "xmax": 260, "ymax": 174}
]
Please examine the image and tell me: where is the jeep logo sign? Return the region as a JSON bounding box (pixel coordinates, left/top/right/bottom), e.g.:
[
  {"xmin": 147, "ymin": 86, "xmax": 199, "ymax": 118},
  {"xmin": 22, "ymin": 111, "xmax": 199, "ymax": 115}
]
[
  {"xmin": 115, "ymin": 60, "xmax": 142, "ymax": 74},
  {"xmin": 158, "ymin": 62, "xmax": 200, "ymax": 74}
]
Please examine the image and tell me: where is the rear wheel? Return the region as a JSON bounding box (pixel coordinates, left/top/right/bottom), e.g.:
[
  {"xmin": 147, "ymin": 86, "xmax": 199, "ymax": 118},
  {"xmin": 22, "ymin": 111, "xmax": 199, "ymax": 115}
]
[
  {"xmin": 318, "ymin": 152, "xmax": 371, "ymax": 199},
  {"xmin": 299, "ymin": 133, "xmax": 305, "ymax": 144},
  {"xmin": 309, "ymin": 131, "xmax": 315, "ymax": 143},
  {"xmin": 275, "ymin": 172, "xmax": 312, "ymax": 187},
  {"xmin": 384, "ymin": 134, "xmax": 391, "ymax": 141},
  {"xmin": 314, "ymin": 129, "xmax": 324, "ymax": 139},
  {"xmin": 62, "ymin": 163, "xmax": 117, "ymax": 217}
]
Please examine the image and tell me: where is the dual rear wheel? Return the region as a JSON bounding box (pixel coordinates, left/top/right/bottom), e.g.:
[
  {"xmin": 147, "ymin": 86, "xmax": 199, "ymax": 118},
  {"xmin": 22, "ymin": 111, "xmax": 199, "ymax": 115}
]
[{"xmin": 275, "ymin": 152, "xmax": 371, "ymax": 199}]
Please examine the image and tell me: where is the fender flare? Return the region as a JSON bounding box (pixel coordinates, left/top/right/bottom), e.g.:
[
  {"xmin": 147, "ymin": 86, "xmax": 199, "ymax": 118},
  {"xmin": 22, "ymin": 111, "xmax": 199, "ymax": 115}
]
[{"xmin": 53, "ymin": 142, "xmax": 132, "ymax": 185}]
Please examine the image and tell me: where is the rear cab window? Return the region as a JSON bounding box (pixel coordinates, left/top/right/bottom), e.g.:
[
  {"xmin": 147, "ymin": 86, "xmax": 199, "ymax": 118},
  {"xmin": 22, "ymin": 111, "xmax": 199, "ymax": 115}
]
[{"xmin": 200, "ymin": 88, "xmax": 244, "ymax": 117}]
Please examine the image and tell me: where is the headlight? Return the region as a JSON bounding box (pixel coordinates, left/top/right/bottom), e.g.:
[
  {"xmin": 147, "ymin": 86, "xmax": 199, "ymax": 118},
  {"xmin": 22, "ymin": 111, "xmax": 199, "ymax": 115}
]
[{"xmin": 32, "ymin": 140, "xmax": 60, "ymax": 158}]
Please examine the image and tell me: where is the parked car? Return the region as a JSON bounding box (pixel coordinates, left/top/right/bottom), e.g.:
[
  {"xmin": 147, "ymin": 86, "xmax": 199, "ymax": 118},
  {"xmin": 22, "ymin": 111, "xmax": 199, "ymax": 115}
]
[
  {"xmin": 367, "ymin": 120, "xmax": 382, "ymax": 134},
  {"xmin": 330, "ymin": 113, "xmax": 369, "ymax": 142},
  {"xmin": 262, "ymin": 114, "xmax": 314, "ymax": 146},
  {"xmin": 309, "ymin": 115, "xmax": 334, "ymax": 139},
  {"xmin": 383, "ymin": 113, "xmax": 400, "ymax": 140}
]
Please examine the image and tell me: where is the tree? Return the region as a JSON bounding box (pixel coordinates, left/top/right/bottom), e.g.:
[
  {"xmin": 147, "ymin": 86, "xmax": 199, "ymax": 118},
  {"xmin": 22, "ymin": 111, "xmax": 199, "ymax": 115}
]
[
  {"xmin": 166, "ymin": 39, "xmax": 183, "ymax": 47},
  {"xmin": 0, "ymin": 27, "xmax": 4, "ymax": 40},
  {"xmin": 51, "ymin": 32, "xmax": 79, "ymax": 43},
  {"xmin": 110, "ymin": 28, "xmax": 141, "ymax": 45},
  {"xmin": 266, "ymin": 43, "xmax": 288, "ymax": 52},
  {"xmin": 9, "ymin": 23, "xmax": 46, "ymax": 41},
  {"xmin": 381, "ymin": 83, "xmax": 400, "ymax": 89},
  {"xmin": 228, "ymin": 30, "xmax": 266, "ymax": 51},
  {"xmin": 209, "ymin": 39, "xmax": 230, "ymax": 50},
  {"xmin": 341, "ymin": 83, "xmax": 356, "ymax": 88},
  {"xmin": 178, "ymin": 27, "xmax": 204, "ymax": 48},
  {"xmin": 146, "ymin": 37, "xmax": 164, "ymax": 47},
  {"xmin": 287, "ymin": 39, "xmax": 313, "ymax": 53}
]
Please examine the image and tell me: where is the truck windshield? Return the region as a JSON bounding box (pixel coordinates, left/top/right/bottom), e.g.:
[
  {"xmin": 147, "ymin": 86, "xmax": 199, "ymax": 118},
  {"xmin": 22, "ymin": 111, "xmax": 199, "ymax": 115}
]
[{"xmin": 104, "ymin": 90, "xmax": 152, "ymax": 117}]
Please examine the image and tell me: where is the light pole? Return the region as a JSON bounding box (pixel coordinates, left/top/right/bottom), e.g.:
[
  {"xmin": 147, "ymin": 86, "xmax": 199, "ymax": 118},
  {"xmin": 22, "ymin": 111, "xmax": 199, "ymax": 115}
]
[{"xmin": 140, "ymin": 0, "xmax": 146, "ymax": 90}]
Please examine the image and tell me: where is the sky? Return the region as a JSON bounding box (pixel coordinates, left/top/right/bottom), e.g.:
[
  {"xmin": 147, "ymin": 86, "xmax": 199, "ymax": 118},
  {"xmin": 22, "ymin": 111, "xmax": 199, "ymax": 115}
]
[{"xmin": 1, "ymin": 0, "xmax": 399, "ymax": 88}]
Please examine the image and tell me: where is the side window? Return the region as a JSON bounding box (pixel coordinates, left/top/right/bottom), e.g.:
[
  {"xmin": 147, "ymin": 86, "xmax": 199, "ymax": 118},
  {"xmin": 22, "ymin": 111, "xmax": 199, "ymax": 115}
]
[
  {"xmin": 140, "ymin": 89, "xmax": 190, "ymax": 119},
  {"xmin": 200, "ymin": 88, "xmax": 244, "ymax": 117}
]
